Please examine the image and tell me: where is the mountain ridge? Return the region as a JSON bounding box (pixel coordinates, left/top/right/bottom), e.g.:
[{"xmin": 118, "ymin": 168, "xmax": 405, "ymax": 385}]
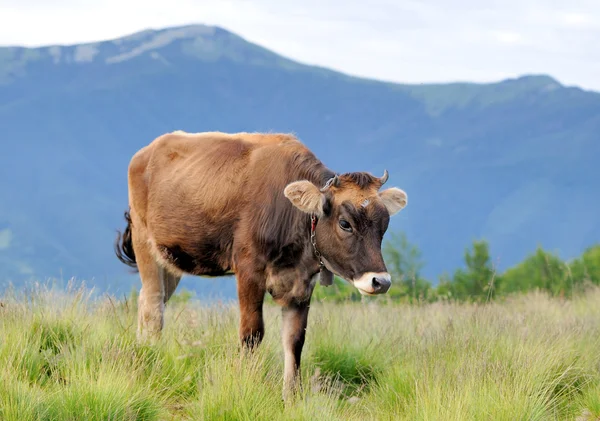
[{"xmin": 4, "ymin": 24, "xmax": 593, "ymax": 93}]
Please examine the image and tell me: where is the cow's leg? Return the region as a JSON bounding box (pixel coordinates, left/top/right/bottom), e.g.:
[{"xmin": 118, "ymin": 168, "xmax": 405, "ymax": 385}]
[
  {"xmin": 236, "ymin": 272, "xmax": 266, "ymax": 350},
  {"xmin": 281, "ymin": 300, "xmax": 311, "ymax": 401},
  {"xmin": 132, "ymin": 227, "xmax": 165, "ymax": 341}
]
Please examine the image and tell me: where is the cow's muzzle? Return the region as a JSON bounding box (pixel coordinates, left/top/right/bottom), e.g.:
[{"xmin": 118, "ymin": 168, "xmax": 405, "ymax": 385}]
[{"xmin": 352, "ymin": 272, "xmax": 391, "ymax": 295}]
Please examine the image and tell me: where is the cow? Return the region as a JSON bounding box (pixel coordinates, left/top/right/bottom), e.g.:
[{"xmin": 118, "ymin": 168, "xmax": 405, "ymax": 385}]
[{"xmin": 114, "ymin": 130, "xmax": 408, "ymax": 400}]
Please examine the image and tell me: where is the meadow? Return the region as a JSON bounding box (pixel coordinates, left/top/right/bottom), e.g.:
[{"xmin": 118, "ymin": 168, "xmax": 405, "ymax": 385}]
[{"xmin": 1, "ymin": 282, "xmax": 600, "ymax": 420}]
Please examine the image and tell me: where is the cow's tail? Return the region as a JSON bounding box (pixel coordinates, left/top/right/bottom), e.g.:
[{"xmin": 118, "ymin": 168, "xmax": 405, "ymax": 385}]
[{"xmin": 114, "ymin": 209, "xmax": 138, "ymax": 272}]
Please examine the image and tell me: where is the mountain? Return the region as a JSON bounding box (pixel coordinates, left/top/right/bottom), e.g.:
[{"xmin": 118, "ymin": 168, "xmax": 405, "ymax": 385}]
[{"xmin": 1, "ymin": 24, "xmax": 599, "ymax": 298}]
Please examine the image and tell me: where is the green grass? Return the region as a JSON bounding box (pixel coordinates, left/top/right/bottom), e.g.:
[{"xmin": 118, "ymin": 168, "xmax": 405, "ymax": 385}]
[{"xmin": 1, "ymin": 283, "xmax": 600, "ymax": 420}]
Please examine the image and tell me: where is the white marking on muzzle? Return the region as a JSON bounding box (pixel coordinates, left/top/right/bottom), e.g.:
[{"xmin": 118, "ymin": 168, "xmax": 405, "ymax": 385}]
[{"xmin": 352, "ymin": 272, "xmax": 391, "ymax": 295}]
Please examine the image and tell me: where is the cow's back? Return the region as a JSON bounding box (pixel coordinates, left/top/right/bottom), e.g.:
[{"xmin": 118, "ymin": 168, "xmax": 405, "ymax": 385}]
[{"xmin": 127, "ymin": 130, "xmax": 307, "ymax": 275}]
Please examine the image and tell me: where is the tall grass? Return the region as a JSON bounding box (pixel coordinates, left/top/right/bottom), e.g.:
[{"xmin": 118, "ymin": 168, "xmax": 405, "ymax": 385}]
[{"xmin": 1, "ymin": 282, "xmax": 600, "ymax": 420}]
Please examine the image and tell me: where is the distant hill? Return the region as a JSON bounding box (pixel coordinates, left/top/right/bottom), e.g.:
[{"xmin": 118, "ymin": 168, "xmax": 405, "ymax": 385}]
[{"xmin": 1, "ymin": 24, "xmax": 599, "ymax": 298}]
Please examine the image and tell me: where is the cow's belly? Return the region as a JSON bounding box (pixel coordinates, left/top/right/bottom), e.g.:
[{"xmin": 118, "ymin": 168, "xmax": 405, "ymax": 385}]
[
  {"xmin": 150, "ymin": 222, "xmax": 236, "ymax": 277},
  {"xmin": 155, "ymin": 243, "xmax": 233, "ymax": 277}
]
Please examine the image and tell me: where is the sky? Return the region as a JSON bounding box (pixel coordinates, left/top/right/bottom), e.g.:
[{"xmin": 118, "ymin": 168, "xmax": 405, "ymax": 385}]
[{"xmin": 1, "ymin": 0, "xmax": 598, "ymax": 91}]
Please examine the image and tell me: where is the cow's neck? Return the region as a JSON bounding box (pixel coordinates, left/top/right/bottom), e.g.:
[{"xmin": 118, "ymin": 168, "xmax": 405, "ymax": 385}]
[
  {"xmin": 310, "ymin": 213, "xmax": 334, "ymax": 286},
  {"xmin": 308, "ymin": 169, "xmax": 337, "ymax": 287},
  {"xmin": 310, "ymin": 214, "xmax": 324, "ymax": 267},
  {"xmin": 288, "ymin": 159, "xmax": 336, "ymax": 286}
]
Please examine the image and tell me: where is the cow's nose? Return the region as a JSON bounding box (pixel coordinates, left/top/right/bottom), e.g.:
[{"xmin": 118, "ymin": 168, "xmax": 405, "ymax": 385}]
[{"xmin": 372, "ymin": 275, "xmax": 391, "ymax": 293}]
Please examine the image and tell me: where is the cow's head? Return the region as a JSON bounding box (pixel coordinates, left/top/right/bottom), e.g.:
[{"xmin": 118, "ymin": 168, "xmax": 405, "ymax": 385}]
[{"xmin": 284, "ymin": 170, "xmax": 407, "ymax": 295}]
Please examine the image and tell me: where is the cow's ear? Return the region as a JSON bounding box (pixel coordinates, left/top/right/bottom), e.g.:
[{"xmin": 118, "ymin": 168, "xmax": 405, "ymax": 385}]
[
  {"xmin": 379, "ymin": 187, "xmax": 407, "ymax": 216},
  {"xmin": 284, "ymin": 180, "xmax": 324, "ymax": 215}
]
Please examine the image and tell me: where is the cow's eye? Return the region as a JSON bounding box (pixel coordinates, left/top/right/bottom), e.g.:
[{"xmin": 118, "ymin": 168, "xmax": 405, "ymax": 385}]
[{"xmin": 339, "ymin": 219, "xmax": 352, "ymax": 232}]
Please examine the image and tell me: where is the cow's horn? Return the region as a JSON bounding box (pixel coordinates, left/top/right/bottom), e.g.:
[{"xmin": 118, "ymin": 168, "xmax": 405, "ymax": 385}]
[
  {"xmin": 379, "ymin": 169, "xmax": 389, "ymax": 186},
  {"xmin": 321, "ymin": 174, "xmax": 339, "ymax": 191}
]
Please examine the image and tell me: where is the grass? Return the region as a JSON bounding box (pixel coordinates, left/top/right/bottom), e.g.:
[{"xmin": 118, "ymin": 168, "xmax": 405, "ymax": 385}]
[{"xmin": 1, "ymin": 283, "xmax": 600, "ymax": 420}]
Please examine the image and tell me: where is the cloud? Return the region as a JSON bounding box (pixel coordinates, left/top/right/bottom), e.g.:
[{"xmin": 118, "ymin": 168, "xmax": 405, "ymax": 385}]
[
  {"xmin": 562, "ymin": 12, "xmax": 595, "ymax": 28},
  {"xmin": 0, "ymin": 0, "xmax": 599, "ymax": 91},
  {"xmin": 491, "ymin": 31, "xmax": 524, "ymax": 45}
]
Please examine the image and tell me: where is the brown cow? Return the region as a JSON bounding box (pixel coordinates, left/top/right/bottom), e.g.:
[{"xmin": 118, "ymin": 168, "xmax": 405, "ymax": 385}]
[{"xmin": 114, "ymin": 130, "xmax": 408, "ymax": 400}]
